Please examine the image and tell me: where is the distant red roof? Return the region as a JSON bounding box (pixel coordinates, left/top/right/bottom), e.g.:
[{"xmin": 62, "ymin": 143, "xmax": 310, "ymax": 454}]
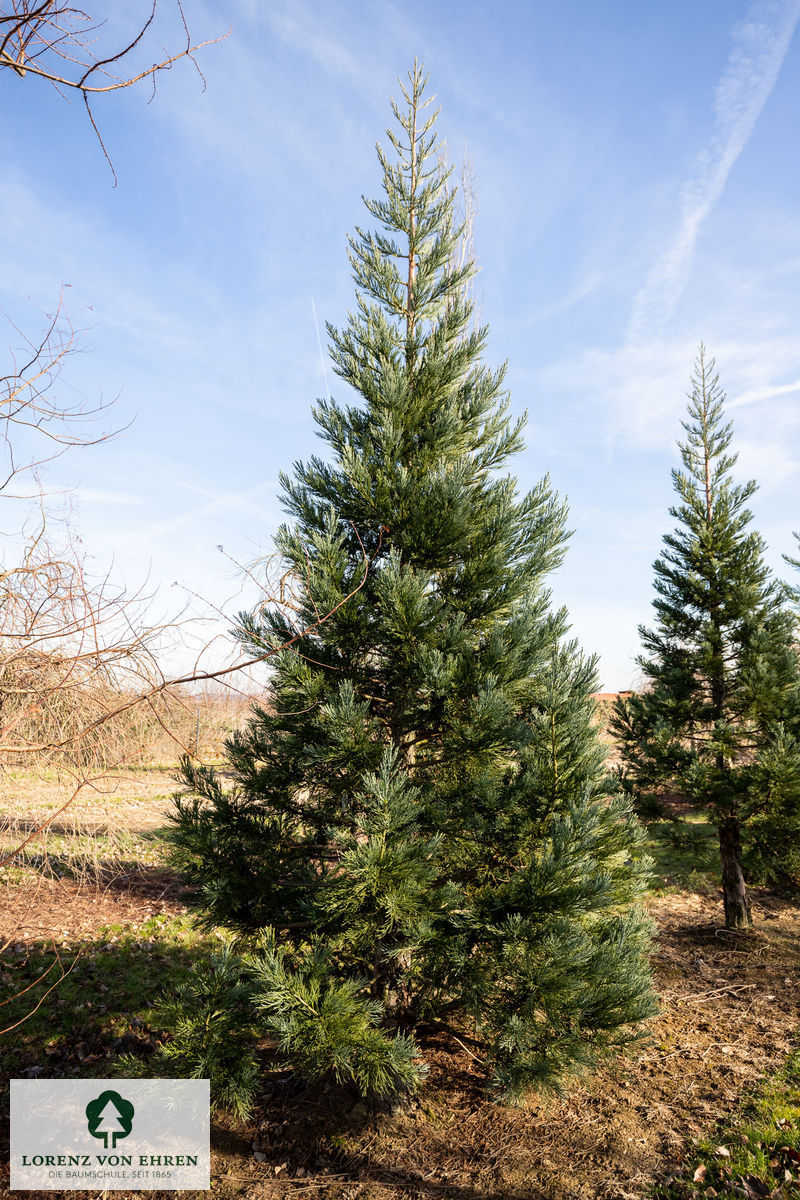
[{"xmin": 591, "ymin": 691, "xmax": 634, "ymax": 702}]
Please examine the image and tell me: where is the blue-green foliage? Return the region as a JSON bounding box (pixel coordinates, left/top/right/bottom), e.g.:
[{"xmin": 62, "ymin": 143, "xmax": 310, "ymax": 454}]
[
  {"xmin": 614, "ymin": 349, "xmax": 800, "ymax": 911},
  {"xmin": 150, "ymin": 946, "xmax": 260, "ymax": 1122},
  {"xmin": 167, "ymin": 64, "xmax": 656, "ymax": 1105}
]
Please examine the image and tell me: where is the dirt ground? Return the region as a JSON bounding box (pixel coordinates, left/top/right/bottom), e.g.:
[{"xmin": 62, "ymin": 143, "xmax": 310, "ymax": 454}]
[
  {"xmin": 199, "ymin": 890, "xmax": 800, "ymax": 1200},
  {"xmin": 1, "ymin": 772, "xmax": 798, "ymax": 1199}
]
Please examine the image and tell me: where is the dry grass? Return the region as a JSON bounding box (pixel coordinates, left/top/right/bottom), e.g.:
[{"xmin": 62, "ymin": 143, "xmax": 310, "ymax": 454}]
[
  {"xmin": 0, "ymin": 676, "xmax": 253, "ymax": 770},
  {"xmin": 0, "ymin": 764, "xmax": 177, "ymax": 893},
  {"xmin": 0, "ymin": 684, "xmax": 251, "ymax": 889}
]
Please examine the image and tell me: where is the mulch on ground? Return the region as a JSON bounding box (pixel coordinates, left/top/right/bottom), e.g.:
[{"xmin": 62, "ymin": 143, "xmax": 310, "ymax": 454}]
[{"xmin": 203, "ymin": 889, "xmax": 797, "ymax": 1200}]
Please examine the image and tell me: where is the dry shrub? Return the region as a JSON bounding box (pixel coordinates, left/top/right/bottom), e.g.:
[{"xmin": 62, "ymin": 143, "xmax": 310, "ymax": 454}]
[{"xmin": 0, "ymin": 657, "xmax": 254, "ymax": 770}]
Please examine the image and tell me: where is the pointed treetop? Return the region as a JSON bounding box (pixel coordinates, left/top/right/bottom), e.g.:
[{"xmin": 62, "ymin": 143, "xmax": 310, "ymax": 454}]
[{"xmin": 670, "ymin": 343, "xmax": 757, "ymax": 532}]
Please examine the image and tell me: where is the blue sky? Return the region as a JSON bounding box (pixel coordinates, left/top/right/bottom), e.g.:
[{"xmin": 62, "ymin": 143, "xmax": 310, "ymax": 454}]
[{"xmin": 2, "ymin": 0, "xmax": 799, "ymax": 687}]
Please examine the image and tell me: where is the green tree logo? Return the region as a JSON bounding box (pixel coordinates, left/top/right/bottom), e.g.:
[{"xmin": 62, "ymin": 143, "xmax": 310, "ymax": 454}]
[{"xmin": 85, "ymin": 1090, "xmax": 135, "ymax": 1149}]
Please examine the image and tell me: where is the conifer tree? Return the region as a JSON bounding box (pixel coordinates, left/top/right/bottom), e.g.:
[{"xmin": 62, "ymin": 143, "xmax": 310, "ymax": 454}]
[
  {"xmin": 614, "ymin": 348, "xmax": 800, "ymax": 927},
  {"xmin": 167, "ymin": 64, "xmax": 656, "ymax": 1103}
]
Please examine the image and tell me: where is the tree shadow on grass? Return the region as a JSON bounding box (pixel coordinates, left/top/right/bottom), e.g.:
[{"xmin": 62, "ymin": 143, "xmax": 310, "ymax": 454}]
[
  {"xmin": 6, "ymin": 849, "xmax": 191, "ymax": 906},
  {"xmin": 0, "ymin": 927, "xmax": 213, "ymax": 1152},
  {"xmin": 1, "ymin": 928, "xmax": 551, "ymax": 1200}
]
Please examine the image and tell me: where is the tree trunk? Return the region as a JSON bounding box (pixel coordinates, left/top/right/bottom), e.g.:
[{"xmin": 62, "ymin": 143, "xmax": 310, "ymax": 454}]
[{"xmin": 718, "ymin": 816, "xmax": 752, "ymax": 929}]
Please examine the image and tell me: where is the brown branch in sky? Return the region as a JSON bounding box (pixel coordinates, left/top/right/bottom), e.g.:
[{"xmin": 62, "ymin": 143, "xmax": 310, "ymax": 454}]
[
  {"xmin": 0, "ymin": 522, "xmax": 381, "ymax": 762},
  {"xmin": 0, "ymin": 2, "xmax": 229, "ymax": 180}
]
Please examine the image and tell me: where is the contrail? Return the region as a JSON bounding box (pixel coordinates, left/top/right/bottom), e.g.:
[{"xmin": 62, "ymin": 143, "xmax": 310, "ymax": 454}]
[
  {"xmin": 311, "ymin": 296, "xmax": 332, "ymax": 400},
  {"xmin": 627, "ymin": 0, "xmax": 800, "ymax": 344}
]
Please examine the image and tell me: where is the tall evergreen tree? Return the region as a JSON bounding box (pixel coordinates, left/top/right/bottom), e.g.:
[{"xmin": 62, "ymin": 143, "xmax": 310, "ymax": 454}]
[
  {"xmin": 168, "ymin": 64, "xmax": 655, "ymax": 1103},
  {"xmin": 614, "ymin": 348, "xmax": 800, "ymax": 927}
]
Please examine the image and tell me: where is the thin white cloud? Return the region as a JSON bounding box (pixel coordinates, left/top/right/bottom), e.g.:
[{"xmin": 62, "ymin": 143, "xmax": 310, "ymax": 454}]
[
  {"xmin": 119, "ymin": 482, "xmax": 280, "ymax": 548},
  {"xmin": 534, "ymin": 330, "xmax": 800, "ymax": 452},
  {"xmin": 736, "ymin": 435, "xmax": 798, "ymax": 491},
  {"xmin": 524, "ymin": 274, "xmax": 603, "ymax": 326},
  {"xmin": 75, "ymin": 488, "xmax": 144, "ymax": 506},
  {"xmin": 267, "ymin": 3, "xmax": 365, "ymax": 83},
  {"xmin": 729, "ymin": 379, "xmax": 800, "ymax": 408},
  {"xmin": 627, "ymin": 0, "xmax": 800, "ymax": 344}
]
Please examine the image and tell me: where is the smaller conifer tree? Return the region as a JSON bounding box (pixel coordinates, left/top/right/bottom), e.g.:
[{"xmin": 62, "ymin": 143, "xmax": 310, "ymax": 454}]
[{"xmin": 614, "ymin": 348, "xmax": 800, "ymax": 926}]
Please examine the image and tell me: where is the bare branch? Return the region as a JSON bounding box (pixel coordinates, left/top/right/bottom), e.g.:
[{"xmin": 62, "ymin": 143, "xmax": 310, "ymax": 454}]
[
  {"xmin": 0, "ymin": 1, "xmax": 227, "ymax": 94},
  {"xmin": 0, "ymin": 2, "xmax": 229, "ymax": 179}
]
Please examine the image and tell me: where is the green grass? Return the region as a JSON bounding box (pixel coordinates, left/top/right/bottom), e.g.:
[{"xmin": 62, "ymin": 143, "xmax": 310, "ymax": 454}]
[
  {"xmin": 654, "ymin": 1046, "xmax": 800, "ymax": 1198},
  {"xmin": 0, "ymin": 914, "xmax": 216, "ymax": 1083},
  {"xmin": 641, "ymin": 809, "xmax": 720, "ymax": 894}
]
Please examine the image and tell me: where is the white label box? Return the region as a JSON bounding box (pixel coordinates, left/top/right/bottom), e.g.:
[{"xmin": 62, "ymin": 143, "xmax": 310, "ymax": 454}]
[{"xmin": 10, "ymin": 1079, "xmax": 210, "ymax": 1191}]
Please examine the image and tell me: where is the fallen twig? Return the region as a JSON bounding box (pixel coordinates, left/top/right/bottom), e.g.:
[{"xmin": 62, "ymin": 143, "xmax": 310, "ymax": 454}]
[{"xmin": 676, "ymin": 983, "xmax": 756, "ymax": 1003}]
